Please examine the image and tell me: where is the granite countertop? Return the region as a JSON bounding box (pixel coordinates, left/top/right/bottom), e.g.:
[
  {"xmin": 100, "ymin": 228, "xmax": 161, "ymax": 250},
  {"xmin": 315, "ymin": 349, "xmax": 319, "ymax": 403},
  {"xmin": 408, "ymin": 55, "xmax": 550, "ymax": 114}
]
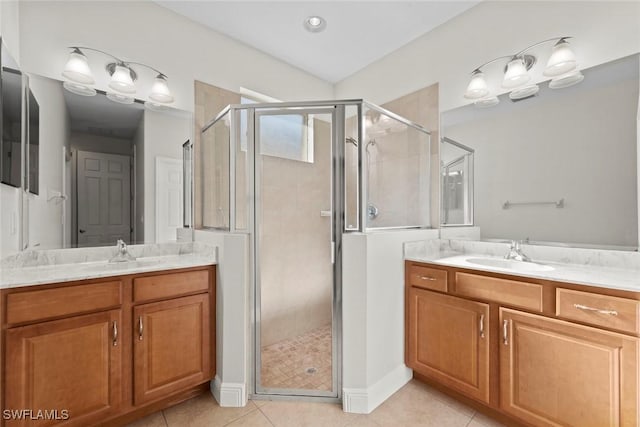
[
  {"xmin": 0, "ymin": 242, "xmax": 217, "ymax": 289},
  {"xmin": 405, "ymin": 240, "xmax": 640, "ymax": 293}
]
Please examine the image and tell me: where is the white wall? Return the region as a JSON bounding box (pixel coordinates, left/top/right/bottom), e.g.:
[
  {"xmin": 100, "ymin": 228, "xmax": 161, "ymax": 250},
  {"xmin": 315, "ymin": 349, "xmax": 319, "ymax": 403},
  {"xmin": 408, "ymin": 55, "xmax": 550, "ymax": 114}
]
[
  {"xmin": 143, "ymin": 109, "xmax": 190, "ymax": 243},
  {"xmin": 342, "ymin": 229, "xmax": 439, "ymax": 414},
  {"xmin": 18, "ymin": 1, "xmax": 334, "ymax": 113},
  {"xmin": 70, "ymin": 132, "xmax": 132, "ymax": 156},
  {"xmin": 193, "ymin": 230, "xmax": 250, "ymax": 407},
  {"xmin": 25, "ymin": 74, "xmax": 70, "ymax": 250},
  {"xmin": 335, "ymin": 1, "xmax": 640, "ymax": 112}
]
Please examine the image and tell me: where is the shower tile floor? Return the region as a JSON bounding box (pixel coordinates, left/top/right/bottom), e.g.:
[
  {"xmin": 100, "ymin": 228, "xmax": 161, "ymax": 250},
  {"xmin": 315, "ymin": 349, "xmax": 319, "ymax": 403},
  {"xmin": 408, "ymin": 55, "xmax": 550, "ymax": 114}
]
[{"xmin": 260, "ymin": 324, "xmax": 332, "ymax": 391}]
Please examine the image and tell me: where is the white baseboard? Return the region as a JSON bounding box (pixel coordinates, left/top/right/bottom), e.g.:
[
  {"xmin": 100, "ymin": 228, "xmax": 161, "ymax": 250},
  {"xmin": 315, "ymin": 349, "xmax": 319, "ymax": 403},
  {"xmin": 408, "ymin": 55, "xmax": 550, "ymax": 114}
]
[
  {"xmin": 211, "ymin": 376, "xmax": 247, "ymax": 407},
  {"xmin": 343, "ymin": 365, "xmax": 412, "ymax": 414}
]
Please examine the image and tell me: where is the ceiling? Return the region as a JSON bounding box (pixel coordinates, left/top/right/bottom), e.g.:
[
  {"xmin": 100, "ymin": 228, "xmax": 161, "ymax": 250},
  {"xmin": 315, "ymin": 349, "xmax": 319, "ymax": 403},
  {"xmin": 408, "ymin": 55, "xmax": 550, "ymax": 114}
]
[
  {"xmin": 156, "ymin": 1, "xmax": 480, "ymax": 83},
  {"xmin": 63, "ymin": 90, "xmax": 144, "ymax": 139}
]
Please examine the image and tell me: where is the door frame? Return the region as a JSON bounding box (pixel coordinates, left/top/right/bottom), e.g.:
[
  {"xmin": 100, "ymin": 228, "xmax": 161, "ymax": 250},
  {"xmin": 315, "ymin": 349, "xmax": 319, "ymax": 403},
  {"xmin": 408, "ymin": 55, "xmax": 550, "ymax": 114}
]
[{"xmin": 251, "ymin": 105, "xmax": 344, "ymax": 401}]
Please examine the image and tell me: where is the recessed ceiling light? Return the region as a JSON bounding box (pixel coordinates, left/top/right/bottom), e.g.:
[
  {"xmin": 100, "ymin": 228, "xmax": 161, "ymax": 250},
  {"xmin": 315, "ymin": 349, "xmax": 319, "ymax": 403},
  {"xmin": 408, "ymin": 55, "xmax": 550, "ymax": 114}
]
[{"xmin": 304, "ymin": 15, "xmax": 326, "ymax": 33}]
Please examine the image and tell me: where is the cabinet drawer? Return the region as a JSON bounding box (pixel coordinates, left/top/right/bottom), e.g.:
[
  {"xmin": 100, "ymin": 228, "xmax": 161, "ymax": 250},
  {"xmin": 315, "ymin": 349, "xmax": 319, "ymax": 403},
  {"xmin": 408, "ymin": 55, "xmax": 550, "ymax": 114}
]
[
  {"xmin": 556, "ymin": 288, "xmax": 640, "ymax": 334},
  {"xmin": 455, "ymin": 272, "xmax": 543, "ymax": 312},
  {"xmin": 6, "ymin": 280, "xmax": 122, "ymax": 325},
  {"xmin": 133, "ymin": 269, "xmax": 210, "ymax": 303},
  {"xmin": 407, "ymin": 264, "xmax": 448, "ymax": 292}
]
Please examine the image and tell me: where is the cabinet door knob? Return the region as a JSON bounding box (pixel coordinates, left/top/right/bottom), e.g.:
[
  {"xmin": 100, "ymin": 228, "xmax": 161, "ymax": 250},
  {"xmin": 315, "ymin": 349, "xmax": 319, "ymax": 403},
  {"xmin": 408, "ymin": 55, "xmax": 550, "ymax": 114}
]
[
  {"xmin": 79, "ymin": 229, "xmax": 86, "ymax": 233},
  {"xmin": 138, "ymin": 316, "xmax": 144, "ymax": 341},
  {"xmin": 503, "ymin": 319, "xmax": 509, "ymax": 345},
  {"xmin": 479, "ymin": 314, "xmax": 485, "ymax": 339},
  {"xmin": 112, "ymin": 321, "xmax": 118, "ymax": 347}
]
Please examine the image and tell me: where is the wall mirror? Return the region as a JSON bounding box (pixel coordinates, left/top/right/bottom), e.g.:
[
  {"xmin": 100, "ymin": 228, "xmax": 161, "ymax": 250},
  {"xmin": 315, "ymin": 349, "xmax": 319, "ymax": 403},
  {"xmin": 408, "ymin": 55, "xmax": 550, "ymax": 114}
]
[
  {"xmin": 441, "ymin": 53, "xmax": 639, "ymax": 250},
  {"xmin": 2, "ymin": 66, "xmax": 192, "ymax": 252}
]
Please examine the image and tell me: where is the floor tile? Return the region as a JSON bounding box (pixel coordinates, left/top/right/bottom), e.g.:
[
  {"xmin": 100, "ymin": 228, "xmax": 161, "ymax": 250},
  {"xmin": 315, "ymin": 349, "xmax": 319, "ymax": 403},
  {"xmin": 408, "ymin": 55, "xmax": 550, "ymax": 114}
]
[
  {"xmin": 162, "ymin": 393, "xmax": 257, "ymax": 427},
  {"xmin": 251, "ymin": 399, "xmax": 270, "ymax": 408},
  {"xmin": 226, "ymin": 409, "xmax": 274, "ymax": 426},
  {"xmin": 259, "ymin": 400, "xmax": 358, "ymax": 427},
  {"xmin": 124, "ymin": 411, "xmax": 167, "ymax": 427},
  {"xmin": 261, "ymin": 324, "xmax": 333, "ymax": 391},
  {"xmin": 368, "ymin": 380, "xmax": 473, "ymax": 427},
  {"xmin": 467, "ymin": 412, "xmax": 506, "ymax": 427},
  {"xmin": 405, "ymin": 380, "xmax": 475, "ymax": 418}
]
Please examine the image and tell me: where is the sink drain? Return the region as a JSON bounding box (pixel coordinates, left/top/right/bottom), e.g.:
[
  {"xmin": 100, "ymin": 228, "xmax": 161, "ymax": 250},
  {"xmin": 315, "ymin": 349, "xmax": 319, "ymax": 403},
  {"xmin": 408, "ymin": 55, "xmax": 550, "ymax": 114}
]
[{"xmin": 305, "ymin": 367, "xmax": 317, "ymax": 375}]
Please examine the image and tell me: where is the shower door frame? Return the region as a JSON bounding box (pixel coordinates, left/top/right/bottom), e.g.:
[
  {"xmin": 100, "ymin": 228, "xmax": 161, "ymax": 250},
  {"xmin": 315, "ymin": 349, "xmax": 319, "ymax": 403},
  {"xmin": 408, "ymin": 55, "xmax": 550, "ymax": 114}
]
[{"xmin": 251, "ymin": 104, "xmax": 346, "ymax": 401}]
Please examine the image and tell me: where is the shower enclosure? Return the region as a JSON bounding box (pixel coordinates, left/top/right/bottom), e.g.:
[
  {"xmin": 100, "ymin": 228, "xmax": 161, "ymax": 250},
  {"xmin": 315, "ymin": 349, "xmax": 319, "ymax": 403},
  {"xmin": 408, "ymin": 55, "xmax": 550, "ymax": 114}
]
[{"xmin": 198, "ymin": 99, "xmax": 431, "ymax": 400}]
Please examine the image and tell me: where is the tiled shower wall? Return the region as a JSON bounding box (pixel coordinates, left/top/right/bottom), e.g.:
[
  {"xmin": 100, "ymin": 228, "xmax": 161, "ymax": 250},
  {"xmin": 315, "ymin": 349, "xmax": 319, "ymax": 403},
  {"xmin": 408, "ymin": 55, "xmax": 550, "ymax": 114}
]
[
  {"xmin": 194, "ymin": 81, "xmax": 240, "ymax": 229},
  {"xmin": 259, "ymin": 118, "xmax": 333, "ymax": 346},
  {"xmin": 382, "ymin": 83, "xmax": 440, "ymax": 229}
]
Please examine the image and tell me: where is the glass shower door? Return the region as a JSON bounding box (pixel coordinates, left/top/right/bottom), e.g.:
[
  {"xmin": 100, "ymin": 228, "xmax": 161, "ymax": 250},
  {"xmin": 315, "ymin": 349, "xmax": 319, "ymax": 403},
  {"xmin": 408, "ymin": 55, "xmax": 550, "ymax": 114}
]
[{"xmin": 254, "ymin": 107, "xmax": 338, "ymax": 397}]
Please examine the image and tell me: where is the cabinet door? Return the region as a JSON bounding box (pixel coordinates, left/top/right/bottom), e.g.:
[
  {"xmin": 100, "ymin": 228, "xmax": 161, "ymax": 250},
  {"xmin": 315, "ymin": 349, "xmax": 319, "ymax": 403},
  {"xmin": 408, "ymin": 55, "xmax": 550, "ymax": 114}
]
[
  {"xmin": 500, "ymin": 308, "xmax": 639, "ymax": 427},
  {"xmin": 133, "ymin": 293, "xmax": 211, "ymax": 405},
  {"xmin": 5, "ymin": 310, "xmax": 122, "ymax": 427},
  {"xmin": 407, "ymin": 288, "xmax": 490, "ymax": 403}
]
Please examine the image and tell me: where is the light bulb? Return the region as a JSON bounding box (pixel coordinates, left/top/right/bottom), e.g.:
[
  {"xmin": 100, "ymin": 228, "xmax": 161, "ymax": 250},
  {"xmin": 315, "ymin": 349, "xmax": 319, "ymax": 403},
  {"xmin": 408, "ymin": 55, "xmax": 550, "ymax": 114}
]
[
  {"xmin": 149, "ymin": 75, "xmax": 174, "ymax": 104},
  {"xmin": 464, "ymin": 70, "xmax": 489, "ymax": 99},
  {"xmin": 544, "ymin": 39, "xmax": 577, "ymax": 77},
  {"xmin": 62, "ymin": 49, "xmax": 94, "ymax": 85},
  {"xmin": 109, "ymin": 64, "xmax": 136, "ymax": 94},
  {"xmin": 502, "ymin": 57, "xmax": 530, "ymax": 89}
]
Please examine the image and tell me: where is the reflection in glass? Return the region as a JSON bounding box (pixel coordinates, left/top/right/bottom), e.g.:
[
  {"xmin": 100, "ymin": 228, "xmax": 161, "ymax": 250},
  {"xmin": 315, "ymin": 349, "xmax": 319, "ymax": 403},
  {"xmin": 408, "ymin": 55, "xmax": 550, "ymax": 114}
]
[{"xmin": 440, "ymin": 137, "xmax": 474, "ymax": 226}]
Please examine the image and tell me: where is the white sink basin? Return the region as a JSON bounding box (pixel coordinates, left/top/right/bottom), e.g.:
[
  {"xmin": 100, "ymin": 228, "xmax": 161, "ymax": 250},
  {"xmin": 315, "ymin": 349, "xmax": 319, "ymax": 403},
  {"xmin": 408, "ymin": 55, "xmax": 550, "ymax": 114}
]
[{"xmin": 465, "ymin": 257, "xmax": 554, "ymax": 272}]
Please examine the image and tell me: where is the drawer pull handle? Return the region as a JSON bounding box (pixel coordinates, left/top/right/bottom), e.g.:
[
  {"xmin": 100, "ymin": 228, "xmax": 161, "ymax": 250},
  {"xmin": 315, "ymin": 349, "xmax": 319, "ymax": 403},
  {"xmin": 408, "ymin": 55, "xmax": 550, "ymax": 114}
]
[
  {"xmin": 503, "ymin": 319, "xmax": 509, "ymax": 345},
  {"xmin": 112, "ymin": 321, "xmax": 118, "ymax": 347},
  {"xmin": 573, "ymin": 303, "xmax": 618, "ymax": 316},
  {"xmin": 138, "ymin": 316, "xmax": 144, "ymax": 341},
  {"xmin": 420, "ymin": 275, "xmax": 437, "ymax": 281},
  {"xmin": 479, "ymin": 314, "xmax": 485, "ymax": 338}
]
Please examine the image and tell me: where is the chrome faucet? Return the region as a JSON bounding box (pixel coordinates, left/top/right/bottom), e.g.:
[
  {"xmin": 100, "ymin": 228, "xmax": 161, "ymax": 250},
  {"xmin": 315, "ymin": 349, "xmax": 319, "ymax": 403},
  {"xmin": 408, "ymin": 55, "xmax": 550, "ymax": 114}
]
[
  {"xmin": 505, "ymin": 240, "xmax": 531, "ymax": 262},
  {"xmin": 109, "ymin": 239, "xmax": 136, "ymax": 263}
]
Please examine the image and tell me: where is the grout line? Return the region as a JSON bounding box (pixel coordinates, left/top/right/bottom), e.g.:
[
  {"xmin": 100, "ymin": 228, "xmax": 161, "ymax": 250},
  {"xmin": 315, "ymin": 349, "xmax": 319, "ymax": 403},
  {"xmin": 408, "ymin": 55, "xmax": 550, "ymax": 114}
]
[
  {"xmin": 257, "ymin": 404, "xmax": 277, "ymax": 427},
  {"xmin": 464, "ymin": 411, "xmax": 477, "ymax": 427},
  {"xmin": 222, "ymin": 407, "xmax": 260, "ymax": 426},
  {"xmin": 161, "ymin": 410, "xmax": 169, "ymax": 427}
]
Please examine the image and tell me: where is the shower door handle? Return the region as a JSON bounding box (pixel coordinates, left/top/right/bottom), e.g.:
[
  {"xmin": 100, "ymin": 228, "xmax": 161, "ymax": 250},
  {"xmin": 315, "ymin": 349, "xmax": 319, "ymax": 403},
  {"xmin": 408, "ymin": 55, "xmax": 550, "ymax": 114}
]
[{"xmin": 331, "ymin": 242, "xmax": 335, "ymax": 264}]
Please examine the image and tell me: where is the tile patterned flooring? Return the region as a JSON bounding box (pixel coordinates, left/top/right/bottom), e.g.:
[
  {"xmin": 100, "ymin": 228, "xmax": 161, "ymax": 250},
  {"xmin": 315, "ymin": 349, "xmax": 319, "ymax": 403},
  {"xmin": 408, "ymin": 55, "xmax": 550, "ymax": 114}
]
[
  {"xmin": 125, "ymin": 380, "xmax": 505, "ymax": 427},
  {"xmin": 260, "ymin": 324, "xmax": 333, "ymax": 391}
]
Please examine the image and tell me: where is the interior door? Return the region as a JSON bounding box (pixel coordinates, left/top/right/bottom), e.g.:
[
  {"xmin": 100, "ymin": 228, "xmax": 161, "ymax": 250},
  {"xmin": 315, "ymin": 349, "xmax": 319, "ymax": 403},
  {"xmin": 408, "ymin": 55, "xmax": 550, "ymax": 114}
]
[
  {"xmin": 254, "ymin": 107, "xmax": 339, "ymax": 397},
  {"xmin": 77, "ymin": 150, "xmax": 131, "ymax": 246}
]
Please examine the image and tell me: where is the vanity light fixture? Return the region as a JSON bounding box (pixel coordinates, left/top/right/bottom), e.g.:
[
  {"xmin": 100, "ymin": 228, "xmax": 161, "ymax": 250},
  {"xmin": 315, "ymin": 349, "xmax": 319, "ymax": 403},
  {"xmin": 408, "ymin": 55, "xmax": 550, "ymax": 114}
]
[
  {"xmin": 464, "ymin": 36, "xmax": 580, "ymax": 107},
  {"xmin": 61, "ymin": 46, "xmax": 174, "ymax": 106},
  {"xmin": 304, "ymin": 15, "xmax": 327, "ymax": 33}
]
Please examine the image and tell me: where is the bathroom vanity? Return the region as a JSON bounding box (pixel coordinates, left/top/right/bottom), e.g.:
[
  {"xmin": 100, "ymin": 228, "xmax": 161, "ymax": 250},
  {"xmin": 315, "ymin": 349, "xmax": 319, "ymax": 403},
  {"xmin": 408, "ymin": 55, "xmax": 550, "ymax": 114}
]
[
  {"xmin": 0, "ymin": 245, "xmax": 216, "ymax": 427},
  {"xmin": 405, "ymin": 255, "xmax": 640, "ymax": 427}
]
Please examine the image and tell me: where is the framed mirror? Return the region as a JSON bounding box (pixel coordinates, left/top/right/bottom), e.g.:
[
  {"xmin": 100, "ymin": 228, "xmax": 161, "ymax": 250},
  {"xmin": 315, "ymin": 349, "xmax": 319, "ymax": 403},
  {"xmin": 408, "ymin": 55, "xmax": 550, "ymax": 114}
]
[{"xmin": 441, "ymin": 53, "xmax": 639, "ymax": 251}]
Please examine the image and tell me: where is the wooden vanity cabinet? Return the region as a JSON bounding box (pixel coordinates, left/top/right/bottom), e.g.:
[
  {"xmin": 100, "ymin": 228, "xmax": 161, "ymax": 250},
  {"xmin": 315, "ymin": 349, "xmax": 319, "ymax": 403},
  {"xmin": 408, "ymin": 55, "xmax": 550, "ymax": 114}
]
[
  {"xmin": 405, "ymin": 260, "xmax": 640, "ymax": 427},
  {"xmin": 1, "ymin": 265, "xmax": 215, "ymax": 427},
  {"xmin": 500, "ymin": 308, "xmax": 639, "ymax": 427},
  {"xmin": 407, "ymin": 288, "xmax": 490, "ymax": 403},
  {"xmin": 133, "ymin": 294, "xmax": 211, "ymax": 405},
  {"xmin": 5, "ymin": 310, "xmax": 123, "ymax": 427}
]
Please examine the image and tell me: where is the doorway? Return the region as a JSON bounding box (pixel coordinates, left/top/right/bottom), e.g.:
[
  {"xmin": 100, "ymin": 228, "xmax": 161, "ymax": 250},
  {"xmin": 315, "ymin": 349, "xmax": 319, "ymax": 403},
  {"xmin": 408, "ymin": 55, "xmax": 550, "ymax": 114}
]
[{"xmin": 253, "ymin": 107, "xmax": 340, "ymax": 398}]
